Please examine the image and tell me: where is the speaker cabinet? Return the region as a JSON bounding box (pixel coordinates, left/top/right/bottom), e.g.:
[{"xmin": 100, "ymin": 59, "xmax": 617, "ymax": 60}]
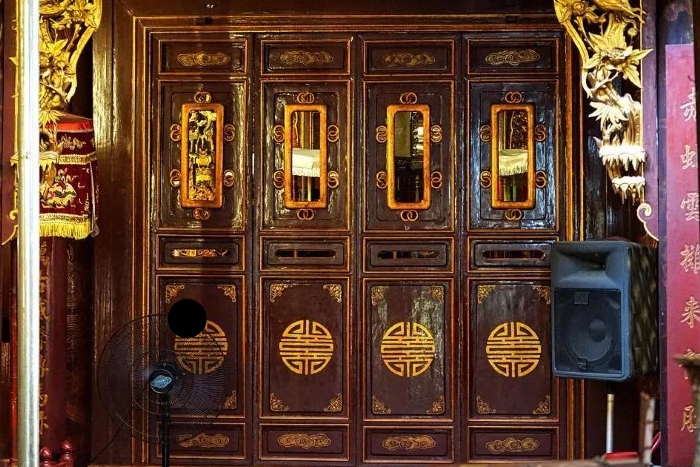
[{"xmin": 550, "ymin": 240, "xmax": 658, "ymax": 381}]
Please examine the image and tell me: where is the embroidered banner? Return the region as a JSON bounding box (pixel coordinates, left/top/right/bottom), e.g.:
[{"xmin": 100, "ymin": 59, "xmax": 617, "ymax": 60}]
[{"xmin": 664, "ymin": 43, "xmax": 698, "ymax": 467}]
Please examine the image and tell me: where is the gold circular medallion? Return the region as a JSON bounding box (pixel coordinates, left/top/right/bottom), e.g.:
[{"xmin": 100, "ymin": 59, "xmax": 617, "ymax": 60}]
[
  {"xmin": 485, "ymin": 321, "xmax": 541, "ymax": 378},
  {"xmin": 380, "ymin": 321, "xmax": 436, "ymax": 378},
  {"xmin": 174, "ymin": 320, "xmax": 228, "ymax": 374},
  {"xmin": 279, "ymin": 320, "xmax": 334, "ymax": 375}
]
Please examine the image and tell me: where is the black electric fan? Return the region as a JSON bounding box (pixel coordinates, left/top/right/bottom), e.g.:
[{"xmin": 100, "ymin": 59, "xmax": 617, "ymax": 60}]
[{"xmin": 97, "ymin": 313, "xmax": 228, "ymax": 467}]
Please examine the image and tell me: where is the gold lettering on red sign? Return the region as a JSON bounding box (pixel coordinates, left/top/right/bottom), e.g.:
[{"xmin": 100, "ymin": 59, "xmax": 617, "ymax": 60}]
[
  {"xmin": 682, "ymin": 296, "xmax": 700, "ymax": 328},
  {"xmin": 680, "ymin": 86, "xmax": 696, "ymax": 122},
  {"xmin": 681, "ymin": 405, "xmax": 697, "ymax": 432},
  {"xmin": 681, "ymin": 192, "xmax": 700, "ymax": 221},
  {"xmin": 680, "ymin": 144, "xmax": 698, "ymax": 170},
  {"xmin": 680, "ymin": 244, "xmax": 700, "ymax": 274}
]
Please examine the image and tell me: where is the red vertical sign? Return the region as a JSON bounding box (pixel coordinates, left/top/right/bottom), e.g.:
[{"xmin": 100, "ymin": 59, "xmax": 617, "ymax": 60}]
[{"xmin": 664, "ymin": 43, "xmax": 698, "ymax": 466}]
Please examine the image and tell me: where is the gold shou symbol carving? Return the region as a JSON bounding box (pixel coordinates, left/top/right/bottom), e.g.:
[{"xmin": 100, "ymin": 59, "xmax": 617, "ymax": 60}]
[
  {"xmin": 175, "ymin": 320, "xmax": 229, "ymax": 374},
  {"xmin": 380, "ymin": 321, "xmax": 436, "ymax": 377},
  {"xmin": 485, "ymin": 49, "xmax": 541, "ymax": 66},
  {"xmin": 485, "ymin": 321, "xmax": 541, "ymax": 378},
  {"xmin": 279, "ymin": 320, "xmax": 335, "ymax": 375},
  {"xmin": 382, "ymin": 435, "xmax": 436, "ymax": 451},
  {"xmin": 485, "ymin": 437, "xmax": 539, "ymax": 454},
  {"xmin": 280, "ymin": 50, "xmax": 334, "ymax": 66},
  {"xmin": 383, "ymin": 52, "xmax": 436, "ymax": 68},
  {"xmin": 278, "ymin": 433, "xmax": 332, "ymax": 449},
  {"xmin": 177, "ymin": 433, "xmax": 230, "ymax": 448},
  {"xmin": 177, "ymin": 52, "xmax": 231, "ymax": 67}
]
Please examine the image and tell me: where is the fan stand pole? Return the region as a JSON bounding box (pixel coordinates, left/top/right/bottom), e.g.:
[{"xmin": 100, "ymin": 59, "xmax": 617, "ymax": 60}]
[
  {"xmin": 161, "ymin": 396, "xmax": 171, "ymax": 467},
  {"xmin": 606, "ymin": 382, "xmax": 615, "ymax": 453}
]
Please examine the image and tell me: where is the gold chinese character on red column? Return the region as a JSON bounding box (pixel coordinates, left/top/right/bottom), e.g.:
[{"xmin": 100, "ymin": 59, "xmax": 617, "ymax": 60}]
[
  {"xmin": 680, "ymin": 244, "xmax": 700, "ymax": 273},
  {"xmin": 681, "ymin": 192, "xmax": 700, "ymax": 221},
  {"xmin": 680, "ymin": 144, "xmax": 698, "ymax": 170},
  {"xmin": 681, "ymin": 86, "xmax": 696, "ymax": 122},
  {"xmin": 681, "ymin": 405, "xmax": 697, "ymax": 432},
  {"xmin": 682, "ymin": 297, "xmax": 700, "ymax": 328}
]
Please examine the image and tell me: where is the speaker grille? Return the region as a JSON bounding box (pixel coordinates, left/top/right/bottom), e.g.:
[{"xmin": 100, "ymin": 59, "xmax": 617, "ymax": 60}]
[{"xmin": 552, "ymin": 288, "xmax": 622, "ymax": 377}]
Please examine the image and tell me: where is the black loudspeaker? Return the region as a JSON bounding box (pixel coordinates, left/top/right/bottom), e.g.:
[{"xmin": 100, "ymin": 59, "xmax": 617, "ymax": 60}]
[{"xmin": 550, "ymin": 240, "xmax": 658, "ymax": 381}]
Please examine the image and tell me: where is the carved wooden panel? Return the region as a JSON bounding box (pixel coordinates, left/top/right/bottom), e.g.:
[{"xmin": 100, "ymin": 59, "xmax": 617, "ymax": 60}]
[
  {"xmin": 156, "ymin": 35, "xmax": 248, "ymax": 74},
  {"xmin": 260, "ymin": 37, "xmax": 351, "ymax": 75},
  {"xmin": 261, "ymin": 82, "xmax": 350, "ymax": 231},
  {"xmin": 259, "ymin": 424, "xmax": 349, "ymax": 461},
  {"xmin": 158, "ymin": 81, "xmax": 247, "ymax": 230},
  {"xmin": 362, "ymin": 38, "xmax": 455, "ymax": 76},
  {"xmin": 363, "ymin": 428, "xmax": 453, "ymax": 462},
  {"xmin": 469, "ymin": 280, "xmax": 555, "ymax": 420},
  {"xmin": 468, "ymin": 427, "xmax": 558, "ymax": 460},
  {"xmin": 157, "ymin": 276, "xmax": 246, "ymax": 418},
  {"xmin": 364, "ymin": 82, "xmax": 454, "ymax": 231},
  {"xmin": 260, "ymin": 236, "xmax": 349, "ymax": 272},
  {"xmin": 467, "ymin": 37, "xmax": 559, "ymax": 75},
  {"xmin": 468, "ymin": 80, "xmax": 558, "ymax": 231},
  {"xmin": 153, "ymin": 422, "xmax": 246, "ymax": 463},
  {"xmin": 468, "ymin": 237, "xmax": 554, "ymax": 272},
  {"xmin": 363, "ymin": 237, "xmax": 454, "ymax": 274},
  {"xmin": 363, "ymin": 280, "xmax": 452, "ymax": 419},
  {"xmin": 259, "ymin": 279, "xmax": 349, "ymax": 419},
  {"xmin": 157, "ymin": 235, "xmax": 243, "ymax": 270}
]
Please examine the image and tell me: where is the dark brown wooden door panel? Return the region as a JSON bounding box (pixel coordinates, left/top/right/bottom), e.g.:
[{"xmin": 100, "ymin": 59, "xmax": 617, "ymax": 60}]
[
  {"xmin": 157, "ymin": 80, "xmax": 247, "ymax": 231},
  {"xmin": 260, "ymin": 81, "xmax": 351, "ymax": 231},
  {"xmin": 468, "ymin": 280, "xmax": 555, "ymax": 420},
  {"xmin": 259, "ymin": 278, "xmax": 350, "ymax": 419},
  {"xmin": 157, "ymin": 276, "xmax": 247, "ymax": 419},
  {"xmin": 363, "ymin": 82, "xmax": 454, "ymax": 232},
  {"xmin": 468, "ymin": 80, "xmax": 558, "ymax": 231},
  {"xmin": 363, "ymin": 280, "xmax": 452, "ymax": 419}
]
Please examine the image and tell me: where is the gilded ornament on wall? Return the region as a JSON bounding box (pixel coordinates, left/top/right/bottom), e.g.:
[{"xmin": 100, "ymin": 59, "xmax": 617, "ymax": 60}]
[{"xmin": 554, "ymin": 0, "xmax": 651, "ymax": 204}]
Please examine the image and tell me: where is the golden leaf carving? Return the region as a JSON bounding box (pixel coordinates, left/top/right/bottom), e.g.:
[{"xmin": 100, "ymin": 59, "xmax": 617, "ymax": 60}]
[
  {"xmin": 270, "ymin": 393, "xmax": 290, "ymax": 412},
  {"xmin": 477, "ymin": 285, "xmax": 496, "ymax": 304},
  {"xmin": 476, "ymin": 395, "xmax": 496, "ymax": 414},
  {"xmin": 372, "ymin": 395, "xmax": 391, "ymax": 414},
  {"xmin": 222, "ymin": 390, "xmax": 237, "ymax": 410},
  {"xmin": 165, "ymin": 284, "xmax": 185, "ymax": 304},
  {"xmin": 323, "ymin": 284, "xmax": 342, "ymax": 302},
  {"xmin": 177, "ymin": 433, "xmax": 230, "ymax": 448},
  {"xmin": 426, "ymin": 395, "xmax": 445, "ymax": 415},
  {"xmin": 532, "ymin": 285, "xmax": 551, "ymax": 305},
  {"xmin": 280, "ymin": 50, "xmax": 333, "ymax": 66},
  {"xmin": 371, "ymin": 286, "xmax": 387, "ymax": 306},
  {"xmin": 323, "ymin": 393, "xmax": 343, "ymax": 412},
  {"xmin": 533, "ymin": 395, "xmax": 552, "ymax": 415},
  {"xmin": 554, "ymin": 0, "xmax": 651, "ymax": 204},
  {"xmin": 218, "ymin": 285, "xmax": 237, "ymax": 302},
  {"xmin": 485, "ymin": 437, "xmax": 539, "ymax": 454},
  {"xmin": 278, "ymin": 433, "xmax": 332, "ymax": 449},
  {"xmin": 382, "ymin": 435, "xmax": 436, "ymax": 451},
  {"xmin": 383, "ymin": 52, "xmax": 436, "ymax": 68},
  {"xmin": 270, "ymin": 284, "xmax": 290, "ymax": 303}
]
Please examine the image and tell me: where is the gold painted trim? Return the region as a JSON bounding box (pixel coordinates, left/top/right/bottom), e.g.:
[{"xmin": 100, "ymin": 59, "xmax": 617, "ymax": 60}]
[
  {"xmin": 371, "ymin": 286, "xmax": 387, "ymax": 306},
  {"xmin": 217, "ymin": 285, "xmax": 237, "ymax": 302},
  {"xmin": 476, "ymin": 395, "xmax": 496, "ymax": 414},
  {"xmin": 270, "ymin": 393, "xmax": 290, "ymax": 412},
  {"xmin": 382, "ymin": 435, "xmax": 436, "ymax": 451},
  {"xmin": 165, "ymin": 284, "xmax": 185, "ymax": 304},
  {"xmin": 485, "ymin": 437, "xmax": 539, "ymax": 454},
  {"xmin": 177, "ymin": 52, "xmax": 231, "ymax": 67},
  {"xmin": 223, "ymin": 390, "xmax": 237, "ymax": 410},
  {"xmin": 170, "ymin": 248, "xmax": 228, "ymax": 258},
  {"xmin": 532, "ymin": 285, "xmax": 551, "ymax": 305},
  {"xmin": 372, "ymin": 395, "xmax": 391, "ymax": 414},
  {"xmin": 277, "ymin": 433, "xmax": 332, "ymax": 449},
  {"xmin": 386, "ymin": 103, "xmax": 431, "ymax": 211},
  {"xmin": 323, "ymin": 284, "xmax": 342, "ymax": 302},
  {"xmin": 280, "ymin": 50, "xmax": 334, "ymax": 65},
  {"xmin": 477, "ymin": 285, "xmax": 496, "ymax": 304},
  {"xmin": 177, "ymin": 433, "xmax": 230, "ymax": 448},
  {"xmin": 485, "ymin": 49, "xmax": 541, "ymax": 66},
  {"xmin": 323, "ymin": 393, "xmax": 343, "ymax": 412}
]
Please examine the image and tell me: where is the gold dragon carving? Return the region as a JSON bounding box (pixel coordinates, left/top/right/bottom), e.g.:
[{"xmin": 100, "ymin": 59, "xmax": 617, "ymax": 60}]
[{"xmin": 554, "ymin": 0, "xmax": 650, "ymax": 204}]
